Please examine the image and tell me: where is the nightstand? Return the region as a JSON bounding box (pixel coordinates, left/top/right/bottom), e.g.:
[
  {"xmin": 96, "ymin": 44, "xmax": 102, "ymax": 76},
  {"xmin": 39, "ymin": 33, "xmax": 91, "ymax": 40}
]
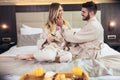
[
  {"xmin": 0, "ymin": 43, "xmax": 11, "ymax": 54},
  {"xmin": 107, "ymin": 42, "xmax": 120, "ymax": 52},
  {"xmin": 0, "ymin": 41, "xmax": 16, "ymax": 54}
]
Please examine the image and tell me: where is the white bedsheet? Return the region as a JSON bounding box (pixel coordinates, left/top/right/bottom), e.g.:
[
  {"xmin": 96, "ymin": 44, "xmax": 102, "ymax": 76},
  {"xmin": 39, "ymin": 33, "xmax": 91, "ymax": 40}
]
[
  {"xmin": 0, "ymin": 43, "xmax": 120, "ymax": 79},
  {"xmin": 1, "ymin": 43, "xmax": 119, "ymax": 57},
  {"xmin": 0, "ymin": 45, "xmax": 38, "ymax": 57}
]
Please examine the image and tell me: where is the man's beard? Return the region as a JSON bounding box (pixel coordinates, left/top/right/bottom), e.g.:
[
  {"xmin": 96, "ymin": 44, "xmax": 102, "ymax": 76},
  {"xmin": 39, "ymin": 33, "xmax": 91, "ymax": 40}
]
[{"xmin": 83, "ymin": 14, "xmax": 90, "ymax": 21}]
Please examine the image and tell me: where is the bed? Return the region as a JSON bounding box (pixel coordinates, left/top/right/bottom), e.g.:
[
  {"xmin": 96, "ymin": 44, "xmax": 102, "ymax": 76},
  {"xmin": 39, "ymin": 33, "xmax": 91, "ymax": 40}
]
[
  {"xmin": 0, "ymin": 11, "xmax": 120, "ymax": 80},
  {"xmin": 0, "ymin": 43, "xmax": 120, "ymax": 80}
]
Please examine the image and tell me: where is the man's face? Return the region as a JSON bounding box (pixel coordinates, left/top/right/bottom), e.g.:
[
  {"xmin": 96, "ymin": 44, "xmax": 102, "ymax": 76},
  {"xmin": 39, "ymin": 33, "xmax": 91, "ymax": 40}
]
[{"xmin": 81, "ymin": 8, "xmax": 90, "ymax": 21}]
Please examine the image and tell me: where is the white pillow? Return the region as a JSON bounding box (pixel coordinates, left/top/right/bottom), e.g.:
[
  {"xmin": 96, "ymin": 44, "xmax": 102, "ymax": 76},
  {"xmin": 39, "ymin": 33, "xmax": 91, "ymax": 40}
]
[
  {"xmin": 72, "ymin": 28, "xmax": 81, "ymax": 32},
  {"xmin": 20, "ymin": 24, "xmax": 43, "ymax": 35},
  {"xmin": 22, "ymin": 24, "xmax": 32, "ymax": 29}
]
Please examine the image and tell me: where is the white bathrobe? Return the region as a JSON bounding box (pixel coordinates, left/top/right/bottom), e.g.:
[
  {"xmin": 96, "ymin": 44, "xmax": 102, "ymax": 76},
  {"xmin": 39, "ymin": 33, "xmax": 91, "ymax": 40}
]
[
  {"xmin": 63, "ymin": 17, "xmax": 104, "ymax": 59},
  {"xmin": 63, "ymin": 17, "xmax": 120, "ymax": 76},
  {"xmin": 34, "ymin": 26, "xmax": 72, "ymax": 62}
]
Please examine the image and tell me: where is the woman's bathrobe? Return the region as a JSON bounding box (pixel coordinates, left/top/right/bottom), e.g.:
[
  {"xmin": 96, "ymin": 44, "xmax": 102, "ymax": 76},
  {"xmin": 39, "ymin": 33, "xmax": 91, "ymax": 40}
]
[
  {"xmin": 62, "ymin": 17, "xmax": 120, "ymax": 76},
  {"xmin": 33, "ymin": 26, "xmax": 72, "ymax": 62}
]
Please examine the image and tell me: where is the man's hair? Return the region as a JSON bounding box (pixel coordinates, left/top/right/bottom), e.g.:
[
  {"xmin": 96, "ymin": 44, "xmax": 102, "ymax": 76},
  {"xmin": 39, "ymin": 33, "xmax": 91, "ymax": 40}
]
[{"xmin": 82, "ymin": 1, "xmax": 97, "ymax": 14}]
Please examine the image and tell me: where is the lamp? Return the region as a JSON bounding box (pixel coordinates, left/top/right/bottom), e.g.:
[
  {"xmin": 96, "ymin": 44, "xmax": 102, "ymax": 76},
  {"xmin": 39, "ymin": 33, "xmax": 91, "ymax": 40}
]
[
  {"xmin": 0, "ymin": 23, "xmax": 11, "ymax": 43},
  {"xmin": 107, "ymin": 20, "xmax": 117, "ymax": 40},
  {"xmin": 108, "ymin": 20, "xmax": 116, "ymax": 31},
  {"xmin": 0, "ymin": 23, "xmax": 9, "ymax": 34},
  {"xmin": 1, "ymin": 23, "xmax": 9, "ymax": 30}
]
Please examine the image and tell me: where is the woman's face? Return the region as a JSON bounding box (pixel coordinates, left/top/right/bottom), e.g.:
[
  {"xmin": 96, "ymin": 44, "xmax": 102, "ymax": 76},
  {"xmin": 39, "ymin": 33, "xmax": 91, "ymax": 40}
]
[{"xmin": 57, "ymin": 6, "xmax": 63, "ymax": 18}]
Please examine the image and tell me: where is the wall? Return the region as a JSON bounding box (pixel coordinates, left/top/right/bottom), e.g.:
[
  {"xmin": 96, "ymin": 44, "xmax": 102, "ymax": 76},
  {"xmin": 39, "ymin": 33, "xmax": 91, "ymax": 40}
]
[
  {"xmin": 0, "ymin": 6, "xmax": 16, "ymax": 44},
  {"xmin": 101, "ymin": 3, "xmax": 120, "ymax": 45},
  {"xmin": 0, "ymin": 0, "xmax": 118, "ymax": 5}
]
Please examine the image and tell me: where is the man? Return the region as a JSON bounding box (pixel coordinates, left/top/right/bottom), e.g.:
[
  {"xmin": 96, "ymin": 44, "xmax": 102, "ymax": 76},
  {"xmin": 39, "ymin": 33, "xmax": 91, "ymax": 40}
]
[
  {"xmin": 62, "ymin": 1, "xmax": 104, "ymax": 59},
  {"xmin": 58, "ymin": 1, "xmax": 120, "ymax": 76}
]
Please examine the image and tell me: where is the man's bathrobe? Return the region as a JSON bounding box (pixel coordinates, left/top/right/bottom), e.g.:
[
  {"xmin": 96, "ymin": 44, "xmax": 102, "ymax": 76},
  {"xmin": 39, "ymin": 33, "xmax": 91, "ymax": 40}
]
[
  {"xmin": 62, "ymin": 17, "xmax": 120, "ymax": 76},
  {"xmin": 63, "ymin": 17, "xmax": 104, "ymax": 59}
]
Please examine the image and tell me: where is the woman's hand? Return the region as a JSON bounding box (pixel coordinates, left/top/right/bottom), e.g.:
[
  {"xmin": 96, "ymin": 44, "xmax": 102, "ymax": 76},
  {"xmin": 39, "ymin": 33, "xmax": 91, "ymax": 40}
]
[
  {"xmin": 47, "ymin": 36, "xmax": 61, "ymax": 43},
  {"xmin": 54, "ymin": 37, "xmax": 61, "ymax": 42},
  {"xmin": 47, "ymin": 36, "xmax": 55, "ymax": 43}
]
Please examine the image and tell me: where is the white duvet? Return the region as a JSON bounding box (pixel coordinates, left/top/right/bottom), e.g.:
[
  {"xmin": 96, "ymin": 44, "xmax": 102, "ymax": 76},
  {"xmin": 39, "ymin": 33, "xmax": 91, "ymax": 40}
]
[{"xmin": 0, "ymin": 43, "xmax": 120, "ymax": 78}]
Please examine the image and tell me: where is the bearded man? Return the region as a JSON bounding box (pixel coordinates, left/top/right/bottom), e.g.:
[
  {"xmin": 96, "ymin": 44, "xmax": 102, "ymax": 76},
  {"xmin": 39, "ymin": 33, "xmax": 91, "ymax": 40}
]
[{"xmin": 62, "ymin": 1, "xmax": 104, "ymax": 59}]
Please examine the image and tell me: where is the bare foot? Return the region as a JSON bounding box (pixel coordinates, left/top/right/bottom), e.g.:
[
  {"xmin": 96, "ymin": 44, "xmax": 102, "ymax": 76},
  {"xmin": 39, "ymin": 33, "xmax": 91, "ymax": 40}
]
[{"xmin": 15, "ymin": 54, "xmax": 33, "ymax": 60}]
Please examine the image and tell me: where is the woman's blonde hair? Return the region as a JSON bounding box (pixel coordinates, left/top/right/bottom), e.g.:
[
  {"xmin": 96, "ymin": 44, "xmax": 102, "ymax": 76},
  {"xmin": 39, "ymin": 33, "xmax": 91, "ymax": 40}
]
[{"xmin": 43, "ymin": 2, "xmax": 70, "ymax": 34}]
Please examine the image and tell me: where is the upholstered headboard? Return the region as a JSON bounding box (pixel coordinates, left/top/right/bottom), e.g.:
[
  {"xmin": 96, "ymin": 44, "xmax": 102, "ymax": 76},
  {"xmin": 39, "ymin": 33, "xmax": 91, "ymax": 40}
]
[{"xmin": 16, "ymin": 11, "xmax": 101, "ymax": 29}]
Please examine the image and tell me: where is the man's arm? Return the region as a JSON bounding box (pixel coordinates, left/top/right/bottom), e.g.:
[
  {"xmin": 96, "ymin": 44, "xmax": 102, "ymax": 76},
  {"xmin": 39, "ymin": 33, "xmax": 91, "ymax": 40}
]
[{"xmin": 62, "ymin": 25, "xmax": 98, "ymax": 43}]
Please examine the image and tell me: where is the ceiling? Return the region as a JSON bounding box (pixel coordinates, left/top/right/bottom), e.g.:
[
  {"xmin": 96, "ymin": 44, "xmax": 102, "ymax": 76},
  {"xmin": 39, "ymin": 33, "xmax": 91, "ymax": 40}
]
[{"xmin": 0, "ymin": 0, "xmax": 119, "ymax": 5}]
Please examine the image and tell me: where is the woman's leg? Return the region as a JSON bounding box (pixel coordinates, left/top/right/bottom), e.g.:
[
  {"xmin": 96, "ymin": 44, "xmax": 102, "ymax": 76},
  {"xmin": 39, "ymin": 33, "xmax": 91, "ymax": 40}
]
[{"xmin": 15, "ymin": 53, "xmax": 34, "ymax": 60}]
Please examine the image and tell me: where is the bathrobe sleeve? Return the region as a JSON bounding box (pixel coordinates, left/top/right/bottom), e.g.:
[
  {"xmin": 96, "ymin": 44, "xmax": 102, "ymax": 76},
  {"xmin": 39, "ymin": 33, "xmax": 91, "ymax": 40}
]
[
  {"xmin": 63, "ymin": 23, "xmax": 100, "ymax": 43},
  {"xmin": 37, "ymin": 28, "xmax": 48, "ymax": 49}
]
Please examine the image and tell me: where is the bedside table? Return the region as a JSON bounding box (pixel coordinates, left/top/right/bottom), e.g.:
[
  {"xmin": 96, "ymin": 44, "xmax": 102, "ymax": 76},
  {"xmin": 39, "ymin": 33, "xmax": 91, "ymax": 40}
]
[
  {"xmin": 0, "ymin": 43, "xmax": 11, "ymax": 54},
  {"xmin": 107, "ymin": 42, "xmax": 120, "ymax": 52}
]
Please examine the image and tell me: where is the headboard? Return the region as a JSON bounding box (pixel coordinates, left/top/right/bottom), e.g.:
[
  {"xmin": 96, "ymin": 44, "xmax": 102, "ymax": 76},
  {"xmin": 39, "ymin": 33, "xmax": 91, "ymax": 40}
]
[{"xmin": 16, "ymin": 11, "xmax": 101, "ymax": 29}]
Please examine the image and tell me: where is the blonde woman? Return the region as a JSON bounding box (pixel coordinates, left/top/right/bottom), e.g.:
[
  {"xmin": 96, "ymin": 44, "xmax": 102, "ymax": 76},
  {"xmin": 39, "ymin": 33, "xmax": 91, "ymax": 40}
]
[{"xmin": 15, "ymin": 2, "xmax": 72, "ymax": 62}]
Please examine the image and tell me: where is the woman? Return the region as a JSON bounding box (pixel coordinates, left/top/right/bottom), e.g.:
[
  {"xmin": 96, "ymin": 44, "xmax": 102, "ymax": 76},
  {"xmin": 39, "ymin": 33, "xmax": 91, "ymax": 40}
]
[{"xmin": 15, "ymin": 2, "xmax": 72, "ymax": 62}]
